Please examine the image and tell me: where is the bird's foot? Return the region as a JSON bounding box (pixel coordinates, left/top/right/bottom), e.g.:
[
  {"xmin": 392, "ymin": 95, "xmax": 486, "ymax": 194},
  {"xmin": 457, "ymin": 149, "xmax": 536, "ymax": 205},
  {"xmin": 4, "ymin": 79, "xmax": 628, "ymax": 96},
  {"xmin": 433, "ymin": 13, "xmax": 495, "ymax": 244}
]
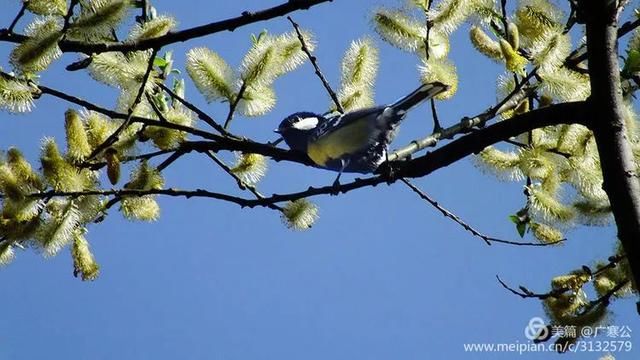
[
  {"xmin": 330, "ymin": 178, "xmax": 342, "ymax": 196},
  {"xmin": 378, "ymin": 161, "xmax": 399, "ymax": 184},
  {"xmin": 268, "ymin": 137, "xmax": 284, "ymax": 146}
]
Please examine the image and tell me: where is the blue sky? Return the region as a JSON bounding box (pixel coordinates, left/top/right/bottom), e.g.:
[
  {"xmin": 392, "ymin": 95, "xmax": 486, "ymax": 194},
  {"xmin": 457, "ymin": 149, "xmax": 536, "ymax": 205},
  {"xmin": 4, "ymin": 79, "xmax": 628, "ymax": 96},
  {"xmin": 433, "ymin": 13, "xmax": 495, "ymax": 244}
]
[{"xmin": 0, "ymin": 0, "xmax": 638, "ymax": 359}]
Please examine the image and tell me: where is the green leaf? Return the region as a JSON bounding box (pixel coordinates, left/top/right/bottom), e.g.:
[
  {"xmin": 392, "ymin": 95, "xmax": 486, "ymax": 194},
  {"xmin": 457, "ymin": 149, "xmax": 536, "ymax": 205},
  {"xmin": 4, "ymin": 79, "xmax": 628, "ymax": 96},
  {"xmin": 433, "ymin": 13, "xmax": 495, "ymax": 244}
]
[
  {"xmin": 622, "ymin": 49, "xmax": 640, "ymax": 77},
  {"xmin": 252, "ymin": 30, "xmax": 268, "ymax": 44},
  {"xmin": 509, "ymin": 214, "xmax": 520, "ymax": 224},
  {"xmin": 516, "ymin": 222, "xmax": 527, "ymax": 238},
  {"xmin": 153, "ymin": 57, "xmax": 168, "ymax": 68}
]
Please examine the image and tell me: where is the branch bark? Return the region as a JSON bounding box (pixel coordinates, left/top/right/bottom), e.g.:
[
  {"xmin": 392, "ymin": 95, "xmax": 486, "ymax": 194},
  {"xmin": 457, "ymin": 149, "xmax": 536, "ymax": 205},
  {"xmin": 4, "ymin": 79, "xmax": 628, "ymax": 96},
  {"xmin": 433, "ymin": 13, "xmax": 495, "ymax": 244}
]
[
  {"xmin": 397, "ymin": 101, "xmax": 588, "ymax": 178},
  {"xmin": 0, "ymin": 0, "xmax": 334, "ymax": 55},
  {"xmin": 232, "ymin": 101, "xmax": 589, "ymax": 205},
  {"xmin": 10, "ymin": 102, "xmax": 589, "ymax": 209},
  {"xmin": 583, "ymin": 0, "xmax": 640, "ymax": 302}
]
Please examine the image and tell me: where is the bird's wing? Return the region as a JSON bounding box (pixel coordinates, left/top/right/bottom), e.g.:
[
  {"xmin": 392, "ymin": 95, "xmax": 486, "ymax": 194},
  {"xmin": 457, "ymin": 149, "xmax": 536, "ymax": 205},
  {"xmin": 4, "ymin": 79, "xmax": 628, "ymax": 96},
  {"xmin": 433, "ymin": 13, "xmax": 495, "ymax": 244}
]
[
  {"xmin": 306, "ymin": 106, "xmax": 387, "ymax": 167},
  {"xmin": 312, "ymin": 106, "xmax": 386, "ymax": 139}
]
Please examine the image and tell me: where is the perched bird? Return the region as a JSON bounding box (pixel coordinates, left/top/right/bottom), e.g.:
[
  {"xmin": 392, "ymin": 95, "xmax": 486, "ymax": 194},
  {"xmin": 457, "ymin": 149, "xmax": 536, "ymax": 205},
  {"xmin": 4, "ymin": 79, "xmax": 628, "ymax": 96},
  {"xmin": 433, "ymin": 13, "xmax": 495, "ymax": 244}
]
[{"xmin": 276, "ymin": 82, "xmax": 449, "ymax": 183}]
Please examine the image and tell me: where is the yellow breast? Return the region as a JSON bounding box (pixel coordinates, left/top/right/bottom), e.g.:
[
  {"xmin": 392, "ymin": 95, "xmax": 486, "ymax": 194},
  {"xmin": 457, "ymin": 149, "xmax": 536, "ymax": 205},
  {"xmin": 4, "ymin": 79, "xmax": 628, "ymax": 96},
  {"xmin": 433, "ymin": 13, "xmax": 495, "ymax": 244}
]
[{"xmin": 306, "ymin": 120, "xmax": 371, "ymax": 166}]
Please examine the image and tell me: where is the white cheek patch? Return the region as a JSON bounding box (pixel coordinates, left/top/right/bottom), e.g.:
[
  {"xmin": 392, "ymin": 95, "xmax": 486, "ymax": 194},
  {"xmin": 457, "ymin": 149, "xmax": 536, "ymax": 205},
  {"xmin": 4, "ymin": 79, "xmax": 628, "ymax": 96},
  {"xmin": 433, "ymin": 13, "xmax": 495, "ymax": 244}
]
[{"xmin": 292, "ymin": 117, "xmax": 319, "ymax": 130}]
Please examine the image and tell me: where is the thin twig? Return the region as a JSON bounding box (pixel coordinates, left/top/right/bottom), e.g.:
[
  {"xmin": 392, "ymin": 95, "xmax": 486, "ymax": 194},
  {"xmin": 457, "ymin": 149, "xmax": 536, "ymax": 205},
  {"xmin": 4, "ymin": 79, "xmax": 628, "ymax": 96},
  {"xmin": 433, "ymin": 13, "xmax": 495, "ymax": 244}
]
[
  {"xmin": 401, "ymin": 179, "xmax": 564, "ymax": 246},
  {"xmin": 388, "ymin": 70, "xmax": 538, "ymax": 162},
  {"xmin": 140, "ymin": 0, "xmax": 149, "ymax": 21},
  {"xmin": 26, "ymin": 187, "xmax": 255, "ymax": 206},
  {"xmin": 287, "ymin": 16, "xmax": 344, "ymax": 113},
  {"xmin": 156, "ymin": 150, "xmax": 186, "ymax": 171},
  {"xmin": 204, "ymin": 152, "xmax": 283, "ymax": 211},
  {"xmin": 61, "ymin": 0, "xmax": 80, "ymax": 35},
  {"xmin": 500, "ymin": 0, "xmax": 510, "ymax": 43},
  {"xmin": 6, "ymin": 3, "xmax": 27, "ymax": 33},
  {"xmin": 0, "ymin": 71, "xmax": 215, "ymax": 143},
  {"xmin": 224, "ymin": 80, "xmax": 248, "ymax": 130},
  {"xmin": 423, "ymin": 0, "xmax": 432, "ymax": 61},
  {"xmin": 422, "ymin": 3, "xmax": 443, "ymax": 133},
  {"xmin": 158, "ymin": 82, "xmax": 231, "ymax": 136},
  {"xmin": 593, "ymin": 255, "xmax": 627, "ymax": 277},
  {"xmin": 563, "ymin": 0, "xmax": 578, "ymax": 34},
  {"xmin": 34, "ymin": 80, "xmax": 220, "ymax": 142},
  {"xmin": 145, "ymin": 92, "xmax": 168, "ymax": 122},
  {"xmin": 496, "ymin": 254, "xmax": 629, "ymax": 301},
  {"xmin": 586, "ymin": 279, "xmax": 630, "ymax": 309},
  {"xmin": 566, "ymin": 17, "xmax": 640, "ymax": 68},
  {"xmin": 497, "ymin": 273, "xmax": 630, "ymax": 316},
  {"xmin": 503, "ymin": 139, "xmax": 572, "ymax": 158},
  {"xmin": 430, "ymin": 98, "xmax": 442, "ymax": 133},
  {"xmin": 86, "ymin": 48, "xmax": 160, "ymax": 161},
  {"xmin": 496, "ymin": 275, "xmax": 566, "ymax": 299},
  {"xmin": 1, "ymin": 71, "xmax": 311, "ymax": 166},
  {"xmin": 122, "ymin": 148, "xmax": 176, "ymax": 164}
]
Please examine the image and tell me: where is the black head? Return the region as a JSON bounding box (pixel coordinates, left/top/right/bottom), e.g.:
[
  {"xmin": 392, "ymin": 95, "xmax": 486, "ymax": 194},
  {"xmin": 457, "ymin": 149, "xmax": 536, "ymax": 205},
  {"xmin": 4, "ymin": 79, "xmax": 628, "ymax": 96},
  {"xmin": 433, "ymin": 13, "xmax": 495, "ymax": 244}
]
[{"xmin": 275, "ymin": 112, "xmax": 325, "ymax": 151}]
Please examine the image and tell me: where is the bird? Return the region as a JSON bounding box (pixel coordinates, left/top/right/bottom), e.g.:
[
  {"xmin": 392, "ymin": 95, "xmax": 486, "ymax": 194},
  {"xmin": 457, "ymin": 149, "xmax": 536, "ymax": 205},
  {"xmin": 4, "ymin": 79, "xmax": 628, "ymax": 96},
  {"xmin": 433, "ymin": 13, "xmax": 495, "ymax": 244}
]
[{"xmin": 275, "ymin": 82, "xmax": 449, "ymax": 185}]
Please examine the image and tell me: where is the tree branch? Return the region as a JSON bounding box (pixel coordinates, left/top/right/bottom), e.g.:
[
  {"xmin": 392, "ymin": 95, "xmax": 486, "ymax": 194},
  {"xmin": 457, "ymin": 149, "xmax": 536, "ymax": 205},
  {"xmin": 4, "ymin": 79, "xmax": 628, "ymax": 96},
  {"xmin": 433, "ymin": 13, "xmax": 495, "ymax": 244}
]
[
  {"xmin": 157, "ymin": 82, "xmax": 231, "ymax": 136},
  {"xmin": 0, "ymin": 0, "xmax": 334, "ymax": 55},
  {"xmin": 3, "ymin": 102, "xmax": 589, "ymax": 213},
  {"xmin": 584, "ymin": 0, "xmax": 640, "ymax": 310},
  {"xmin": 397, "ymin": 101, "xmax": 588, "ymax": 179},
  {"xmin": 86, "ymin": 48, "xmax": 159, "ymax": 160},
  {"xmin": 224, "ymin": 80, "xmax": 248, "ymax": 130},
  {"xmin": 287, "ymin": 16, "xmax": 344, "ymax": 113},
  {"xmin": 61, "ymin": 0, "xmax": 80, "ymax": 35},
  {"xmin": 388, "ymin": 70, "xmax": 536, "ymax": 162},
  {"xmin": 5, "ymin": 2, "xmax": 26, "ymax": 33},
  {"xmin": 401, "ymin": 179, "xmax": 564, "ymax": 246},
  {"xmin": 26, "ymin": 188, "xmax": 255, "ymax": 207},
  {"xmin": 32, "ymin": 80, "xmax": 220, "ymax": 142},
  {"xmin": 565, "ymin": 15, "xmax": 640, "ymax": 69},
  {"xmin": 6, "ymin": 74, "xmax": 311, "ymax": 166},
  {"xmin": 496, "ymin": 275, "xmax": 566, "ymax": 300},
  {"xmin": 204, "ymin": 152, "xmax": 283, "ymax": 211},
  {"xmin": 222, "ymin": 101, "xmax": 589, "ymax": 206}
]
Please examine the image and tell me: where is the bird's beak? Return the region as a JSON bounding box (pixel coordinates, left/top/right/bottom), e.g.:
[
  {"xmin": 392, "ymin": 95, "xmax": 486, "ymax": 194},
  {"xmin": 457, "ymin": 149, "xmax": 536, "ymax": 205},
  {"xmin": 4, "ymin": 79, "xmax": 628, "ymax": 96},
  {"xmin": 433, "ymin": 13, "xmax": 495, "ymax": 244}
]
[{"xmin": 273, "ymin": 128, "xmax": 282, "ymax": 134}]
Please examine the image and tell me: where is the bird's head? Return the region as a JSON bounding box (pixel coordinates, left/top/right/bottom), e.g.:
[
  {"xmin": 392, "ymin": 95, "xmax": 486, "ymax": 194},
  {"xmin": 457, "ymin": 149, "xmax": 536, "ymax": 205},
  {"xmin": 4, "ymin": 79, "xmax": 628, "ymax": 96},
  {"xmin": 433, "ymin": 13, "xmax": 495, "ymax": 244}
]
[{"xmin": 275, "ymin": 112, "xmax": 324, "ymax": 151}]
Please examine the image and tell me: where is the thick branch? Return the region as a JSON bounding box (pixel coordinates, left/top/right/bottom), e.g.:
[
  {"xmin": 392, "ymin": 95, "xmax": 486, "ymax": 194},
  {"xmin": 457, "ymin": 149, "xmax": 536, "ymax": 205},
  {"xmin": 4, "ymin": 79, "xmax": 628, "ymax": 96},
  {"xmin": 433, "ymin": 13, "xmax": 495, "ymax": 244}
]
[
  {"xmin": 241, "ymin": 101, "xmax": 589, "ymax": 205},
  {"xmin": 388, "ymin": 71, "xmax": 536, "ymax": 162},
  {"xmin": 584, "ymin": 1, "xmax": 640, "ymax": 304},
  {"xmin": 8, "ymin": 102, "xmax": 588, "ymax": 210},
  {"xmin": 397, "ymin": 101, "xmax": 588, "ymax": 178},
  {"xmin": 0, "ymin": 0, "xmax": 334, "ymax": 55}
]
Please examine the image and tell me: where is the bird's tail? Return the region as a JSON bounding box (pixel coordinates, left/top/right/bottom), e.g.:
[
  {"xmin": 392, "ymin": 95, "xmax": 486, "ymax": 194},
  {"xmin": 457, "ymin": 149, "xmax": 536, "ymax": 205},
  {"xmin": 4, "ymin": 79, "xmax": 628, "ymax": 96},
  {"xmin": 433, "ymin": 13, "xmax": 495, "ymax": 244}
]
[{"xmin": 389, "ymin": 82, "xmax": 449, "ymax": 115}]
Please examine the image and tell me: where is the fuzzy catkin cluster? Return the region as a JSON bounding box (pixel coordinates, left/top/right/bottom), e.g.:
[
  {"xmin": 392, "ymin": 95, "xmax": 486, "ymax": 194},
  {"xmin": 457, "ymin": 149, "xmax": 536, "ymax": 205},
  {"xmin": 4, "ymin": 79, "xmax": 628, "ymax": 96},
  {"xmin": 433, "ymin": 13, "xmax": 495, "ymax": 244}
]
[
  {"xmin": 0, "ymin": 1, "xmax": 190, "ymax": 279},
  {"xmin": 372, "ymin": 0, "xmax": 496, "ymax": 100}
]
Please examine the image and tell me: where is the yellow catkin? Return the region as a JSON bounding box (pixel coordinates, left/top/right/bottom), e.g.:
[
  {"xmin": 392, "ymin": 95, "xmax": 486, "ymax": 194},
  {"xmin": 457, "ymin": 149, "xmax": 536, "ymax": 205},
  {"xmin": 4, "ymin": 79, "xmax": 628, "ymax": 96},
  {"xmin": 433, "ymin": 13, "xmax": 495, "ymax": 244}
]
[{"xmin": 469, "ymin": 26, "xmax": 503, "ymax": 60}]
